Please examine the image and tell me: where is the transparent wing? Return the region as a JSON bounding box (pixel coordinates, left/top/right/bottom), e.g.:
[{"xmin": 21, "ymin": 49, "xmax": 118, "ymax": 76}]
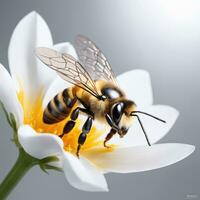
[
  {"xmin": 36, "ymin": 47, "xmax": 101, "ymax": 98},
  {"xmin": 75, "ymin": 35, "xmax": 118, "ymax": 85}
]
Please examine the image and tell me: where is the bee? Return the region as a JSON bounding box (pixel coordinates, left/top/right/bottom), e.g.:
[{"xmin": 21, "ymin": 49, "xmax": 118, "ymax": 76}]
[{"xmin": 36, "ymin": 35, "xmax": 166, "ymax": 157}]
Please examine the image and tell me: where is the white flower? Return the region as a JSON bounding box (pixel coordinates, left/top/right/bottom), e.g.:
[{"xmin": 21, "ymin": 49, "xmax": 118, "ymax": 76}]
[{"xmin": 0, "ymin": 11, "xmax": 194, "ymax": 192}]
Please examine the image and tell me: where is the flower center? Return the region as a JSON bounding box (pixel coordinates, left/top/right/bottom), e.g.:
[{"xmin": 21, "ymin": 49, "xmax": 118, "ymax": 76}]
[{"xmin": 17, "ymin": 90, "xmax": 113, "ymax": 155}]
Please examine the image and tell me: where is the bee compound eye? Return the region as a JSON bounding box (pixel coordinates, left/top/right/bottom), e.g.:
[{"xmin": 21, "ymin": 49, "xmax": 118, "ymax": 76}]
[{"xmin": 112, "ymin": 103, "xmax": 123, "ymax": 124}]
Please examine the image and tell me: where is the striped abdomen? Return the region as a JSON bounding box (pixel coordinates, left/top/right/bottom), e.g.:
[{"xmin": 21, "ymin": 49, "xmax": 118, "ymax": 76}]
[{"xmin": 43, "ymin": 88, "xmax": 77, "ymax": 124}]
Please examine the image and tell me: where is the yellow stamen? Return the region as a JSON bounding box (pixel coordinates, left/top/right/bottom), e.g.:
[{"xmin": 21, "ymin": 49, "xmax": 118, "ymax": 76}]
[{"xmin": 17, "ymin": 90, "xmax": 115, "ymax": 155}]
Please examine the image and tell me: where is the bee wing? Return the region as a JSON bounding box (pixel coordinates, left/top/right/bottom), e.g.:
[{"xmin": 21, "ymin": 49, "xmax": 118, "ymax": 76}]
[
  {"xmin": 75, "ymin": 35, "xmax": 118, "ymax": 85},
  {"xmin": 36, "ymin": 47, "xmax": 101, "ymax": 98}
]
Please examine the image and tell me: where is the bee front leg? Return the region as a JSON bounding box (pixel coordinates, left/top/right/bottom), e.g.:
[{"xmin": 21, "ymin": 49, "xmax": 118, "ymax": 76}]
[
  {"xmin": 76, "ymin": 116, "xmax": 93, "ymax": 158},
  {"xmin": 104, "ymin": 128, "xmax": 117, "ymax": 148}
]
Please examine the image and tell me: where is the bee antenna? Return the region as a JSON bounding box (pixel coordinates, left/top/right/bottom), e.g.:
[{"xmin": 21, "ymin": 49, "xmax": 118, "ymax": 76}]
[
  {"xmin": 131, "ymin": 114, "xmax": 151, "ymax": 146},
  {"xmin": 130, "ymin": 111, "xmax": 166, "ymax": 123}
]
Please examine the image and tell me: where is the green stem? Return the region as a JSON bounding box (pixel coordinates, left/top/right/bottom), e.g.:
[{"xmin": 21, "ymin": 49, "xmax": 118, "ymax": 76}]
[{"xmin": 0, "ymin": 148, "xmax": 38, "ymax": 200}]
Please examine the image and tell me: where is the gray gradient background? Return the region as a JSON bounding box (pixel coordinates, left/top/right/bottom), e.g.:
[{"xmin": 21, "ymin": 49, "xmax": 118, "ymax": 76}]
[{"xmin": 0, "ymin": 0, "xmax": 199, "ymax": 199}]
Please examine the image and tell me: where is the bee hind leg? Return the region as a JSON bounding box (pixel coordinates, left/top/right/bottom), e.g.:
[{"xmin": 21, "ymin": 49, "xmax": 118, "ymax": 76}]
[
  {"xmin": 104, "ymin": 128, "xmax": 117, "ymax": 148},
  {"xmin": 76, "ymin": 116, "xmax": 93, "ymax": 158},
  {"xmin": 60, "ymin": 107, "xmax": 93, "ymax": 138},
  {"xmin": 59, "ymin": 107, "xmax": 79, "ymax": 138}
]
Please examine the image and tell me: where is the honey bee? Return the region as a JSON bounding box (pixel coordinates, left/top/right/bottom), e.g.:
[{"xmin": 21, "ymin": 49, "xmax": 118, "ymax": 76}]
[{"xmin": 36, "ymin": 35, "xmax": 166, "ymax": 157}]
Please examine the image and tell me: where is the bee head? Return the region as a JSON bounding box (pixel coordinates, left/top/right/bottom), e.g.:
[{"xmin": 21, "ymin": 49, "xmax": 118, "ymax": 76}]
[{"xmin": 111, "ymin": 100, "xmax": 136, "ymax": 137}]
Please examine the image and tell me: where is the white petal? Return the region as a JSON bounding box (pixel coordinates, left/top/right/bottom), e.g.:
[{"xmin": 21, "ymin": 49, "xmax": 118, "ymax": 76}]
[
  {"xmin": 0, "ymin": 64, "xmax": 23, "ymax": 126},
  {"xmin": 63, "ymin": 152, "xmax": 108, "ymax": 192},
  {"xmin": 110, "ymin": 105, "xmax": 179, "ymax": 147},
  {"xmin": 117, "ymin": 70, "xmax": 153, "ymax": 106},
  {"xmin": 18, "ymin": 125, "xmax": 63, "ymax": 159},
  {"xmin": 84, "ymin": 143, "xmax": 195, "ymax": 173},
  {"xmin": 42, "ymin": 76, "xmax": 71, "ymax": 108},
  {"xmin": 8, "ymin": 11, "xmax": 54, "ymax": 103},
  {"xmin": 54, "ymin": 42, "xmax": 78, "ymax": 59}
]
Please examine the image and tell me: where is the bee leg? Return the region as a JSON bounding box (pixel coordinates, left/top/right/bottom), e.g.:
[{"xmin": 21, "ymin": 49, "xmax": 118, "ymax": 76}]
[
  {"xmin": 76, "ymin": 116, "xmax": 93, "ymax": 158},
  {"xmin": 60, "ymin": 106, "xmax": 94, "ymax": 138},
  {"xmin": 105, "ymin": 114, "xmax": 120, "ymax": 132},
  {"xmin": 104, "ymin": 128, "xmax": 117, "ymax": 148},
  {"xmin": 59, "ymin": 107, "xmax": 80, "ymax": 138}
]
